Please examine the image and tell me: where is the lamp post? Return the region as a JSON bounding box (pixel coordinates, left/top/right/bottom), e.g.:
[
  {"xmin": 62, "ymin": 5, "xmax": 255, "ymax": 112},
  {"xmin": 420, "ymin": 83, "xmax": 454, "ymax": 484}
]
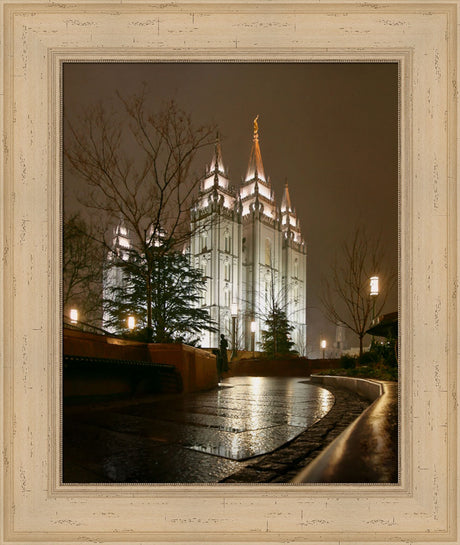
[
  {"xmin": 320, "ymin": 339, "xmax": 327, "ymax": 359},
  {"xmin": 231, "ymin": 303, "xmax": 238, "ymax": 360},
  {"xmin": 251, "ymin": 320, "xmax": 257, "ymax": 358},
  {"xmin": 70, "ymin": 308, "xmax": 78, "ymax": 324}
]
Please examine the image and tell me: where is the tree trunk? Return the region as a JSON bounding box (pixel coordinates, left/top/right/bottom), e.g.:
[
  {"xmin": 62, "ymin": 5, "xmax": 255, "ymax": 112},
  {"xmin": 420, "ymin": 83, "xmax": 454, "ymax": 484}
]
[{"xmin": 146, "ymin": 266, "xmax": 153, "ymax": 342}]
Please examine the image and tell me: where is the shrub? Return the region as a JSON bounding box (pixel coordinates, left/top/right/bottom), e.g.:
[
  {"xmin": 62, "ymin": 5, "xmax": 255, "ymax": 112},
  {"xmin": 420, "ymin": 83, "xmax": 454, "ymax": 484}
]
[
  {"xmin": 340, "ymin": 354, "xmax": 356, "ymax": 369},
  {"xmin": 359, "ymin": 350, "xmax": 378, "ymax": 366}
]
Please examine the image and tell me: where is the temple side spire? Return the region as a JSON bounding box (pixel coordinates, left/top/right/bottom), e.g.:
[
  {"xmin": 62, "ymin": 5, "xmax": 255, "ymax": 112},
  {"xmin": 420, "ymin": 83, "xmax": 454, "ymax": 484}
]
[
  {"xmin": 281, "ymin": 182, "xmax": 293, "ymax": 213},
  {"xmin": 209, "ymin": 132, "xmax": 225, "ymax": 174}
]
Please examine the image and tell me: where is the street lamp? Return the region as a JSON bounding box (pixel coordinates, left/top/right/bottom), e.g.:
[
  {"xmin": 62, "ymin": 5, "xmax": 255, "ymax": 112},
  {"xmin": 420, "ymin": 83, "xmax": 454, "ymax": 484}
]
[
  {"xmin": 320, "ymin": 339, "xmax": 327, "ymax": 359},
  {"xmin": 370, "ymin": 276, "xmax": 379, "ymax": 296},
  {"xmin": 370, "ymin": 275, "xmax": 379, "ymax": 322},
  {"xmin": 251, "ymin": 320, "xmax": 257, "ymax": 357},
  {"xmin": 231, "ymin": 303, "xmax": 238, "ymax": 359},
  {"xmin": 127, "ymin": 316, "xmax": 136, "ymax": 330},
  {"xmin": 70, "ymin": 308, "xmax": 78, "ymax": 324}
]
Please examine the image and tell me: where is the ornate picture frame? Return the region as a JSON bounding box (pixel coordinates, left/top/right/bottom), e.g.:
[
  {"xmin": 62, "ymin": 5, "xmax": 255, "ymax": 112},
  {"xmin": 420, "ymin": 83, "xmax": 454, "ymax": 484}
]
[{"xmin": 1, "ymin": 2, "xmax": 457, "ymax": 543}]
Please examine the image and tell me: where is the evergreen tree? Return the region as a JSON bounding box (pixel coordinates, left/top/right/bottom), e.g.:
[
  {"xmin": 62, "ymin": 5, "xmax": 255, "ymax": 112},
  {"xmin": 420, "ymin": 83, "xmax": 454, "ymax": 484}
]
[
  {"xmin": 103, "ymin": 244, "xmax": 215, "ymax": 344},
  {"xmin": 260, "ymin": 305, "xmax": 298, "ymax": 359}
]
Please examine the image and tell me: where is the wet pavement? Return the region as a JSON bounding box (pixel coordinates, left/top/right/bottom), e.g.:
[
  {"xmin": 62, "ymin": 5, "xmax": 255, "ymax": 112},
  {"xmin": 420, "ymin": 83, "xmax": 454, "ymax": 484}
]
[{"xmin": 63, "ymin": 376, "xmax": 336, "ymax": 483}]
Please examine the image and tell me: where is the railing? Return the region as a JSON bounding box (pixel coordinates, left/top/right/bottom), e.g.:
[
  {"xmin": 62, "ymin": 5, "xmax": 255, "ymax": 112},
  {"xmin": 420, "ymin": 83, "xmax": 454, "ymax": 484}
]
[{"xmin": 291, "ymin": 375, "xmax": 398, "ymax": 483}]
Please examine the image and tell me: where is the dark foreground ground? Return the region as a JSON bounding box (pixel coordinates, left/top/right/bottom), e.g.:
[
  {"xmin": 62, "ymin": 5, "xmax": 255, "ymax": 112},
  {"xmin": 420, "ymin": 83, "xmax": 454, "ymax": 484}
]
[{"xmin": 63, "ymin": 376, "xmax": 371, "ymax": 484}]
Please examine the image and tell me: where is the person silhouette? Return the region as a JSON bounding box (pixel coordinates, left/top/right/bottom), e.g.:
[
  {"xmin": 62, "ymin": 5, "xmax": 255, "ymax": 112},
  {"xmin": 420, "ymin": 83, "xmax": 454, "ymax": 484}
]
[{"xmin": 219, "ymin": 334, "xmax": 229, "ymax": 373}]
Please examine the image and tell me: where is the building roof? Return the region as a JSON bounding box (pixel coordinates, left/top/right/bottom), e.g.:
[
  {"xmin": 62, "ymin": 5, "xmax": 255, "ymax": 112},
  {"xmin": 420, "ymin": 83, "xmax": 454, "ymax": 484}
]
[{"xmin": 366, "ymin": 311, "xmax": 398, "ymax": 338}]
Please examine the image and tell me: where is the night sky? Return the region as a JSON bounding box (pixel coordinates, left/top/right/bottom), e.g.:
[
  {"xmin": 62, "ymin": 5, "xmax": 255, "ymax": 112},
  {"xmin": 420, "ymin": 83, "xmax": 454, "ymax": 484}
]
[{"xmin": 64, "ymin": 62, "xmax": 398, "ymax": 356}]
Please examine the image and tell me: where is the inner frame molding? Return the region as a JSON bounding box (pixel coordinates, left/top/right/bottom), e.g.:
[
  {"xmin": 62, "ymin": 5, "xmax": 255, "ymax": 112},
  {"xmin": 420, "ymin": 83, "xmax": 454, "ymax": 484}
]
[{"xmin": 1, "ymin": 2, "xmax": 457, "ymax": 544}]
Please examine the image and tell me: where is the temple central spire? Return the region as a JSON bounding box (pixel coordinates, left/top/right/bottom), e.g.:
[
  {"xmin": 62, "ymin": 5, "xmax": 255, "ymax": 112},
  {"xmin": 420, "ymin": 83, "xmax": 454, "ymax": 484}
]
[{"xmin": 245, "ymin": 115, "xmax": 266, "ymax": 182}]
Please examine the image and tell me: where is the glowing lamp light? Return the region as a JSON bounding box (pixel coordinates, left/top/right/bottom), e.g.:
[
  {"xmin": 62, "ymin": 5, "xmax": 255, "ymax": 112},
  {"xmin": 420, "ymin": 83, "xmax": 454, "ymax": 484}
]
[
  {"xmin": 320, "ymin": 339, "xmax": 327, "ymax": 349},
  {"xmin": 250, "ymin": 320, "xmax": 257, "ymax": 333},
  {"xmin": 127, "ymin": 316, "xmax": 136, "ymax": 330},
  {"xmin": 231, "ymin": 303, "xmax": 238, "ymax": 317},
  {"xmin": 370, "ymin": 276, "xmax": 379, "ymax": 296},
  {"xmin": 70, "ymin": 308, "xmax": 78, "ymax": 324}
]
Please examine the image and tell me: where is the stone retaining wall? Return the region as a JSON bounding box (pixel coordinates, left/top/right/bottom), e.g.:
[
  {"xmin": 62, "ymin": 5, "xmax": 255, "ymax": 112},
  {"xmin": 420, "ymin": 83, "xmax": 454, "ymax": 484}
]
[
  {"xmin": 227, "ymin": 358, "xmax": 341, "ymax": 377},
  {"xmin": 309, "ymin": 374, "xmax": 383, "ymax": 401},
  {"xmin": 63, "ymin": 329, "xmax": 218, "ymax": 394}
]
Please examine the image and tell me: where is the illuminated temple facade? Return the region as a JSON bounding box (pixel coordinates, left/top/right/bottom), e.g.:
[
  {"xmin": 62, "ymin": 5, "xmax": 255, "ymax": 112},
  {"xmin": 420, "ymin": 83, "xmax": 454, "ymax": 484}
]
[{"xmin": 190, "ymin": 118, "xmax": 307, "ymax": 353}]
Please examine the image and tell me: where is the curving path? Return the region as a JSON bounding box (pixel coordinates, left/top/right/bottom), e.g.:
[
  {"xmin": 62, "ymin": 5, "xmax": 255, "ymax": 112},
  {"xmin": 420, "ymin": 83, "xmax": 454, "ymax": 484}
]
[{"xmin": 63, "ymin": 376, "xmax": 335, "ymax": 483}]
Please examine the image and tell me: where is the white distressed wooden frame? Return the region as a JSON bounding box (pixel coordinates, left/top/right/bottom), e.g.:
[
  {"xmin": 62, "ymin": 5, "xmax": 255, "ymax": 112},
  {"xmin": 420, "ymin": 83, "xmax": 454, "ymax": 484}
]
[{"xmin": 1, "ymin": 1, "xmax": 458, "ymax": 543}]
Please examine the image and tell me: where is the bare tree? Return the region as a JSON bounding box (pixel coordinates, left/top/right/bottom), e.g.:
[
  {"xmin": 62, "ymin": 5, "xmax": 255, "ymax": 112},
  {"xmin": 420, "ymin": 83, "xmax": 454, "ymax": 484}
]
[
  {"xmin": 254, "ymin": 264, "xmax": 299, "ymax": 358},
  {"xmin": 63, "ymin": 213, "xmax": 105, "ymax": 325},
  {"xmin": 64, "ymin": 90, "xmax": 216, "ymax": 338},
  {"xmin": 321, "ymin": 226, "xmax": 396, "ymax": 357}
]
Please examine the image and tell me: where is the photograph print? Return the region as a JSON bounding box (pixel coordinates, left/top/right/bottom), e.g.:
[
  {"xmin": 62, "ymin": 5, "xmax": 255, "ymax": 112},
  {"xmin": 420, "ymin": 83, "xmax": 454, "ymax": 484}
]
[{"xmin": 62, "ymin": 62, "xmax": 398, "ymax": 484}]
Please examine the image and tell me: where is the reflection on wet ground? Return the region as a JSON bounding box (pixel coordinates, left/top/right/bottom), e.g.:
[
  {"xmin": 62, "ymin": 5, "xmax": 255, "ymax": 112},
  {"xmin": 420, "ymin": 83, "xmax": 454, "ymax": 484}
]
[{"xmin": 63, "ymin": 376, "xmax": 335, "ymax": 483}]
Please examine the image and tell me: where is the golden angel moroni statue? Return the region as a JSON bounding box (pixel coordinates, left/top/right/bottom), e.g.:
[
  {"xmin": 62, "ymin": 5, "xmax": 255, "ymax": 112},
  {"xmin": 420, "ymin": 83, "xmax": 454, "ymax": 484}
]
[{"xmin": 253, "ymin": 114, "xmax": 259, "ymax": 136}]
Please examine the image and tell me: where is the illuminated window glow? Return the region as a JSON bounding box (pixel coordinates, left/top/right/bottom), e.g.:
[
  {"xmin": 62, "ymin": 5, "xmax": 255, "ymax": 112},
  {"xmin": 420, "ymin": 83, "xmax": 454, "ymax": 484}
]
[
  {"xmin": 119, "ymin": 237, "xmax": 130, "ymax": 249},
  {"xmin": 70, "ymin": 308, "xmax": 78, "ymax": 324},
  {"xmin": 217, "ymin": 174, "xmax": 228, "ymax": 189},
  {"xmin": 127, "ymin": 316, "xmax": 135, "ymax": 330},
  {"xmin": 258, "ymin": 184, "xmax": 271, "ymax": 200},
  {"xmin": 203, "ymin": 177, "xmax": 214, "ymax": 191}
]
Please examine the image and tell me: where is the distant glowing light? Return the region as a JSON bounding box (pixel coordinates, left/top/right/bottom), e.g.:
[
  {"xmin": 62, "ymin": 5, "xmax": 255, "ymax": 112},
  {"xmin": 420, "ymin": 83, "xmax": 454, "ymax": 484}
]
[
  {"xmin": 370, "ymin": 276, "xmax": 379, "ymax": 296},
  {"xmin": 127, "ymin": 316, "xmax": 135, "ymax": 330},
  {"xmin": 320, "ymin": 339, "xmax": 327, "ymax": 349},
  {"xmin": 70, "ymin": 308, "xmax": 78, "ymax": 324}
]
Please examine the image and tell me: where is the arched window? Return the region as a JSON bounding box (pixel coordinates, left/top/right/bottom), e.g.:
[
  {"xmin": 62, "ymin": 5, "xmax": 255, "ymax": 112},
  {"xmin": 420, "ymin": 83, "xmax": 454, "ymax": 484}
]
[
  {"xmin": 294, "ymin": 285, "xmax": 299, "ymax": 304},
  {"xmin": 201, "ymin": 234, "xmax": 208, "ymax": 252},
  {"xmin": 224, "ymin": 231, "xmax": 232, "ymax": 253},
  {"xmin": 223, "ymin": 316, "xmax": 230, "ymax": 334},
  {"xmin": 224, "ymin": 288, "xmax": 230, "ymax": 308},
  {"xmin": 224, "ymin": 261, "xmax": 230, "ymax": 281},
  {"xmin": 264, "ymin": 272, "xmax": 271, "ymax": 303},
  {"xmin": 265, "ymin": 238, "xmax": 272, "ymax": 266},
  {"xmin": 294, "ymin": 258, "xmax": 299, "ymax": 278}
]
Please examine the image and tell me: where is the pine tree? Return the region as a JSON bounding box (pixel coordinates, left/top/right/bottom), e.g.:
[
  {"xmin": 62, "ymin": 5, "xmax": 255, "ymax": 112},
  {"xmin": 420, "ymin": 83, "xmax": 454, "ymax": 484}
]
[
  {"xmin": 260, "ymin": 305, "xmax": 297, "ymax": 359},
  {"xmin": 103, "ymin": 245, "xmax": 215, "ymax": 345}
]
